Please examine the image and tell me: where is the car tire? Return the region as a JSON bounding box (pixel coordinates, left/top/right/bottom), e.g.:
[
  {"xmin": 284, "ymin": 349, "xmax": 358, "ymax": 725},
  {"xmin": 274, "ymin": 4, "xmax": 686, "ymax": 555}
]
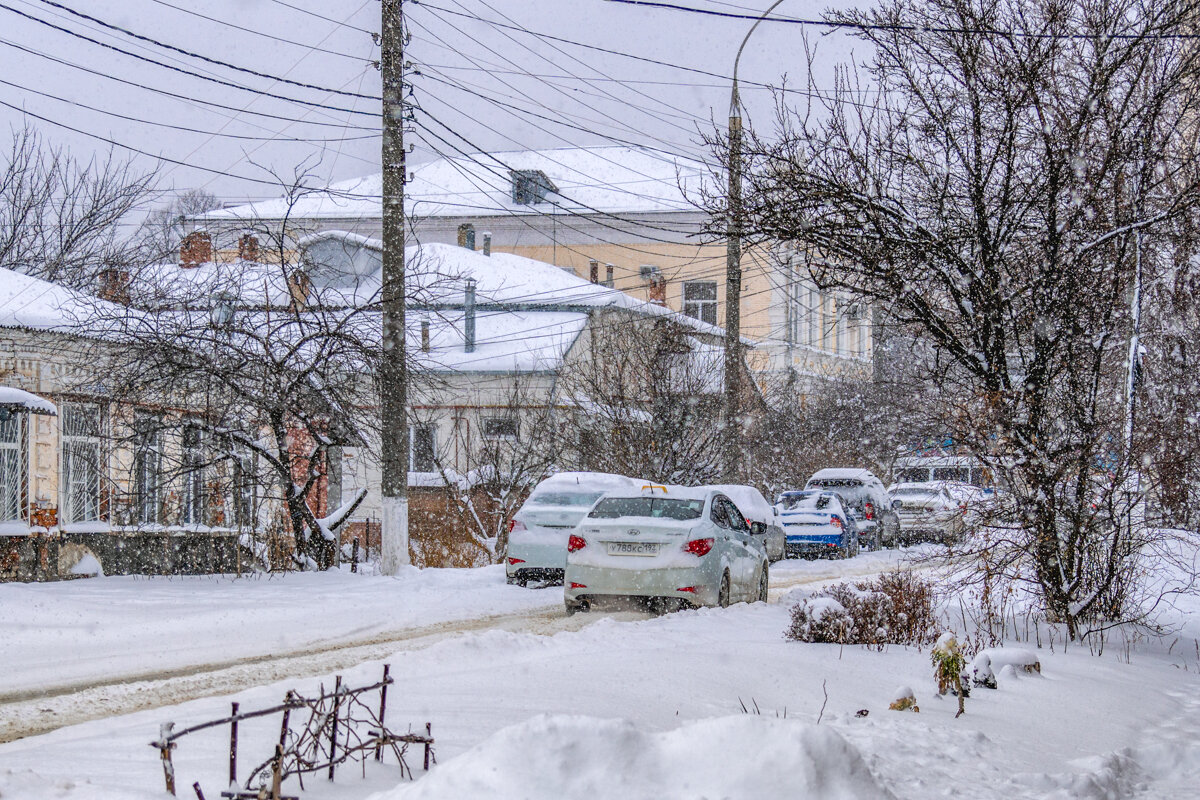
[
  {"xmin": 718, "ymin": 571, "xmax": 731, "ymax": 608},
  {"xmin": 757, "ymin": 566, "xmax": 769, "ymax": 603},
  {"xmin": 506, "ymin": 575, "xmax": 525, "ymax": 587}
]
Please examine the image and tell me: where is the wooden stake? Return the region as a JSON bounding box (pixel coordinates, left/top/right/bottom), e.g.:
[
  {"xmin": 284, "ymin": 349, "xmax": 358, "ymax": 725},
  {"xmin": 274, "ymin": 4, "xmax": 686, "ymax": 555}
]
[
  {"xmin": 229, "ymin": 701, "xmax": 239, "ymax": 787},
  {"xmin": 159, "ymin": 742, "xmax": 177, "ymax": 796},
  {"xmin": 351, "ymin": 538, "xmax": 360, "ymax": 573},
  {"xmin": 423, "ymin": 723, "xmax": 432, "ymax": 771},
  {"xmin": 270, "ymin": 742, "xmax": 283, "ymax": 800},
  {"xmin": 328, "ymin": 675, "xmax": 342, "ymax": 780},
  {"xmin": 192, "ymin": 781, "xmax": 206, "ymax": 800},
  {"xmin": 375, "ymin": 664, "xmax": 390, "ymax": 762}
]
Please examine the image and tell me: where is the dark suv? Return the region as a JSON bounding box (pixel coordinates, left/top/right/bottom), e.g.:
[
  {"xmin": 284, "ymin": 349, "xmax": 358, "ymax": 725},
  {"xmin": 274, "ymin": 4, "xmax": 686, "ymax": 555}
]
[{"xmin": 804, "ymin": 468, "xmax": 901, "ymax": 549}]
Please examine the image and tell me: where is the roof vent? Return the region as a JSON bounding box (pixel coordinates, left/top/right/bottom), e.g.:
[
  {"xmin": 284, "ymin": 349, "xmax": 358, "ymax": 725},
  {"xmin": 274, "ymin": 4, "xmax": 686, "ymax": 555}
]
[{"xmin": 510, "ymin": 170, "xmax": 556, "ymax": 205}]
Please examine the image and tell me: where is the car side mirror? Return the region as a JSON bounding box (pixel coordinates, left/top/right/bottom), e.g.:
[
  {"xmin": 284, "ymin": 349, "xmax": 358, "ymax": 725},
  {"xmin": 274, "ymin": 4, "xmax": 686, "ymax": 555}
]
[
  {"xmin": 892, "ymin": 499, "xmax": 903, "ymax": 510},
  {"xmin": 750, "ymin": 521, "xmax": 766, "ymax": 535}
]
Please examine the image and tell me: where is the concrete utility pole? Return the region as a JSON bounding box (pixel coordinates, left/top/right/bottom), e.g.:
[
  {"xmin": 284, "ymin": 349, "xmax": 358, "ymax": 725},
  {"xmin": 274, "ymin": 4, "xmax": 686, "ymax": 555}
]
[
  {"xmin": 380, "ymin": 0, "xmax": 409, "ymax": 574},
  {"xmin": 723, "ymin": 0, "xmax": 785, "ymax": 482}
]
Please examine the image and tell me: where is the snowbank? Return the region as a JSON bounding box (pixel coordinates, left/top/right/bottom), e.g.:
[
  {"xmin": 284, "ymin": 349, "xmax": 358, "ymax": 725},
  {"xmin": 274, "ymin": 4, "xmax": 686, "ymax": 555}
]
[{"xmin": 375, "ymin": 714, "xmax": 894, "ymax": 800}]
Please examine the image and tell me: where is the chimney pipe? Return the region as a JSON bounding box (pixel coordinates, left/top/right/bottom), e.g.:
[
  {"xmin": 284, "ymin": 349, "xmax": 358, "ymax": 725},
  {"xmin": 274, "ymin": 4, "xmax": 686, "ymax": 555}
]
[
  {"xmin": 482, "ymin": 231, "xmax": 492, "ymax": 256},
  {"xmin": 237, "ymin": 234, "xmax": 259, "ymax": 262},
  {"xmin": 605, "ymin": 263, "xmax": 614, "ymax": 288},
  {"xmin": 420, "ymin": 319, "xmax": 430, "ymax": 352},
  {"xmin": 457, "ymin": 223, "xmax": 476, "ymax": 250},
  {"xmin": 180, "ymin": 231, "xmax": 212, "ymax": 268},
  {"xmin": 98, "ymin": 268, "xmax": 130, "ymax": 305},
  {"xmin": 464, "ymin": 279, "xmax": 476, "ymax": 353},
  {"xmin": 589, "ymin": 259, "xmax": 599, "ymax": 284}
]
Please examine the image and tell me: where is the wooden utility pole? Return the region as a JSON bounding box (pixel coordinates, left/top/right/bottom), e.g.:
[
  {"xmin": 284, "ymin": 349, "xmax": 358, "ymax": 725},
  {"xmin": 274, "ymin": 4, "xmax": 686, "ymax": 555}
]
[{"xmin": 380, "ymin": 0, "xmax": 410, "ymax": 573}]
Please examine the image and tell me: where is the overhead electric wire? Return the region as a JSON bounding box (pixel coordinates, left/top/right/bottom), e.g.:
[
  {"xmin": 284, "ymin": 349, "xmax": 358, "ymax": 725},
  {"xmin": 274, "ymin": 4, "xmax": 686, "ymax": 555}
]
[
  {"xmin": 0, "ymin": 2, "xmax": 378, "ymax": 117},
  {"xmin": 0, "ymin": 36, "xmax": 377, "ymax": 130},
  {"xmin": 34, "ymin": 0, "xmax": 378, "ymax": 99},
  {"xmin": 0, "ymin": 76, "xmax": 379, "ymax": 143},
  {"xmin": 602, "ymin": 0, "xmax": 1200, "ymax": 39},
  {"xmin": 265, "ymin": 0, "xmax": 375, "ymax": 36},
  {"xmin": 145, "ymin": 0, "xmax": 374, "ymax": 62}
]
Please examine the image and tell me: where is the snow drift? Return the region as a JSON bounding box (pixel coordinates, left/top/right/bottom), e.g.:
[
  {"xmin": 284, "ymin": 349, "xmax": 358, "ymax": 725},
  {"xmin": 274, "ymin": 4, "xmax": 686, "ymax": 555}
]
[{"xmin": 376, "ymin": 714, "xmax": 895, "ymax": 800}]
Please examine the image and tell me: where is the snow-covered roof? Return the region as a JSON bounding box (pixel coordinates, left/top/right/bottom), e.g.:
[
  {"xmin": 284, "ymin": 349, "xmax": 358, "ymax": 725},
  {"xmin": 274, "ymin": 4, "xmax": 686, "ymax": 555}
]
[
  {"xmin": 199, "ymin": 146, "xmax": 707, "ymax": 222},
  {"xmin": 0, "ymin": 386, "xmax": 57, "ymax": 415},
  {"xmin": 413, "ymin": 310, "xmax": 587, "ymax": 374},
  {"xmin": 808, "ymin": 468, "xmax": 877, "ymax": 482},
  {"xmin": 0, "ymin": 267, "xmax": 122, "ymax": 334}
]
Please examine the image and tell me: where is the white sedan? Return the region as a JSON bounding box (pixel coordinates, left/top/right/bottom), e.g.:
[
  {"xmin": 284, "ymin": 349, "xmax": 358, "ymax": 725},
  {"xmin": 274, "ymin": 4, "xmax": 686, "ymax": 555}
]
[
  {"xmin": 564, "ymin": 486, "xmax": 770, "ymax": 613},
  {"xmin": 506, "ymin": 472, "xmax": 641, "ymax": 586}
]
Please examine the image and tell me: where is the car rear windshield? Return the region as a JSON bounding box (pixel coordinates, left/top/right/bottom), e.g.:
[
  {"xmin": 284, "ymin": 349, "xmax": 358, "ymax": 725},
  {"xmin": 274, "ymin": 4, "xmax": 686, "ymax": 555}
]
[
  {"xmin": 587, "ymin": 497, "xmax": 705, "ymax": 520},
  {"xmin": 893, "ymin": 487, "xmax": 935, "ymax": 496},
  {"xmin": 779, "ymin": 492, "xmax": 831, "ymax": 511},
  {"xmin": 527, "ymin": 491, "xmax": 605, "ymax": 507},
  {"xmin": 809, "ymin": 478, "xmax": 864, "ymax": 487}
]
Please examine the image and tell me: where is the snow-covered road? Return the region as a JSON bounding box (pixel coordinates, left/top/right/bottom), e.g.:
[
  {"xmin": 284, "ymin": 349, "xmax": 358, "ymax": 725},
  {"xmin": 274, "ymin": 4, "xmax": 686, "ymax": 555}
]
[{"xmin": 0, "ymin": 549, "xmax": 921, "ymax": 743}]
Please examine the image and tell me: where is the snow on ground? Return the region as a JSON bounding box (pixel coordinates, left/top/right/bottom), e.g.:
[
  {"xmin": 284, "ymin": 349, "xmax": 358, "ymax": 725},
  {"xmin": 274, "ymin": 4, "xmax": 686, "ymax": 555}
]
[
  {"xmin": 0, "ymin": 564, "xmax": 558, "ymax": 700},
  {"xmin": 3, "ymin": 549, "xmax": 1200, "ymax": 799}
]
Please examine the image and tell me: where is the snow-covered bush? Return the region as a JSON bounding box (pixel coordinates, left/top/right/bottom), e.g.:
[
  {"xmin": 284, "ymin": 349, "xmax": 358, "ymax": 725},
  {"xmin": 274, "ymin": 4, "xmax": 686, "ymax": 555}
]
[{"xmin": 785, "ymin": 571, "xmax": 936, "ymax": 648}]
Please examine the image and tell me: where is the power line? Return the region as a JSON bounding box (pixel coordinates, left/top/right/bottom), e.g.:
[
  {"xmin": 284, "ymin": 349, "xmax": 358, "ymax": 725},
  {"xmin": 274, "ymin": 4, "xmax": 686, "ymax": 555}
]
[
  {"xmin": 145, "ymin": 0, "xmax": 374, "ymax": 62},
  {"xmin": 0, "ymin": 36, "xmax": 377, "ymax": 130},
  {"xmin": 265, "ymin": 0, "xmax": 375, "ymax": 36},
  {"xmin": 35, "ymin": 0, "xmax": 378, "ymax": 99},
  {"xmin": 0, "ymin": 76, "xmax": 379, "ymax": 143},
  {"xmin": 602, "ymin": 0, "xmax": 1200, "ymax": 40},
  {"xmin": 0, "ymin": 2, "xmax": 378, "ymax": 116}
]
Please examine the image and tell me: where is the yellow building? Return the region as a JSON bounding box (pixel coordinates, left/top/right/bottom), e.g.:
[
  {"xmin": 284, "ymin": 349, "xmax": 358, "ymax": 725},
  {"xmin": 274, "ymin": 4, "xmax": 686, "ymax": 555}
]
[{"xmin": 197, "ymin": 145, "xmax": 873, "ymax": 393}]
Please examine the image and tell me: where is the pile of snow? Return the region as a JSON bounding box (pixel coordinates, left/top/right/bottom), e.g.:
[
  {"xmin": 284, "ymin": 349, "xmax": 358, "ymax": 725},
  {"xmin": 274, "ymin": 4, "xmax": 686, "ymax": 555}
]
[
  {"xmin": 377, "ymin": 714, "xmax": 893, "ymax": 800},
  {"xmin": 68, "ymin": 553, "xmax": 104, "ymax": 577},
  {"xmin": 0, "ymin": 386, "xmax": 56, "ymax": 415}
]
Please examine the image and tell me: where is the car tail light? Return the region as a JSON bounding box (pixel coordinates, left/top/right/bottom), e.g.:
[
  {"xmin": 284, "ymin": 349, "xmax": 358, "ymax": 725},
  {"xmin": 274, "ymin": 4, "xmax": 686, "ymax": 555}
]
[
  {"xmin": 507, "ymin": 557, "xmax": 525, "ymax": 565},
  {"xmin": 567, "ymin": 534, "xmax": 587, "ymax": 553},
  {"xmin": 509, "ymin": 518, "xmax": 527, "ymax": 533},
  {"xmin": 683, "ymin": 538, "xmax": 714, "ymax": 557},
  {"xmin": 864, "ymin": 502, "xmax": 875, "ymax": 521},
  {"xmin": 569, "ymin": 582, "xmax": 587, "ymax": 589},
  {"xmin": 831, "ymin": 516, "xmax": 843, "ymax": 529},
  {"xmin": 676, "ymin": 586, "xmax": 698, "ymax": 593}
]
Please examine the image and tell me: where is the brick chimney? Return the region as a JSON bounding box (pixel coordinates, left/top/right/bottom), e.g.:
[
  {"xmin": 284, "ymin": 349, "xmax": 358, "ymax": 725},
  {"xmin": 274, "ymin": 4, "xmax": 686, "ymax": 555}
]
[
  {"xmin": 457, "ymin": 223, "xmax": 476, "ymax": 250},
  {"xmin": 589, "ymin": 260, "xmax": 600, "ymax": 284},
  {"xmin": 97, "ymin": 268, "xmax": 130, "ymax": 305},
  {"xmin": 237, "ymin": 234, "xmax": 260, "ymax": 262},
  {"xmin": 179, "ymin": 231, "xmax": 212, "ymax": 268}
]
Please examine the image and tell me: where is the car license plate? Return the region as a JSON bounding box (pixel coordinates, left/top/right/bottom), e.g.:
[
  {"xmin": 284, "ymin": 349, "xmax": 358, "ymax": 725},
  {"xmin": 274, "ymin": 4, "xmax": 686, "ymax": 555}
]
[{"xmin": 605, "ymin": 541, "xmax": 659, "ymax": 556}]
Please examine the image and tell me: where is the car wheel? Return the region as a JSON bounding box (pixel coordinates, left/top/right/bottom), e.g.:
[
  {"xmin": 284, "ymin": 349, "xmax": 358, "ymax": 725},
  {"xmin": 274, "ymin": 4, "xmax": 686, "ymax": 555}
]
[
  {"xmin": 506, "ymin": 575, "xmax": 525, "ymax": 587},
  {"xmin": 757, "ymin": 566, "xmax": 769, "ymax": 603},
  {"xmin": 717, "ymin": 571, "xmax": 731, "ymax": 608}
]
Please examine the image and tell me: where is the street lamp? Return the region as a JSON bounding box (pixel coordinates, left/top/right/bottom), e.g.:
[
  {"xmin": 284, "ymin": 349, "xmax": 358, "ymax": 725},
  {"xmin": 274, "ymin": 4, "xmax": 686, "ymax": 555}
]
[{"xmin": 723, "ymin": 0, "xmax": 785, "ymax": 482}]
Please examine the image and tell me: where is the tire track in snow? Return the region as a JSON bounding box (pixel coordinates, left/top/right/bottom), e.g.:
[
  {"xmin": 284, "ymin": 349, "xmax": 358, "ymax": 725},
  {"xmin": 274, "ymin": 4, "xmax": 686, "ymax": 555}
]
[{"xmin": 1, "ymin": 558, "xmax": 924, "ymax": 743}]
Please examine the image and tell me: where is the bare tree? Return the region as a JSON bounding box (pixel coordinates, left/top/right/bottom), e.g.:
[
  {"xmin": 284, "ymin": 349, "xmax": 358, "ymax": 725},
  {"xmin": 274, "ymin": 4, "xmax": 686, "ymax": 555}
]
[
  {"xmin": 555, "ymin": 316, "xmax": 730, "ymax": 485},
  {"xmin": 0, "ymin": 124, "xmax": 156, "ymax": 288},
  {"xmin": 134, "ymin": 188, "xmax": 220, "ymax": 266},
  {"xmin": 726, "ymin": 0, "xmax": 1200, "ymax": 637}
]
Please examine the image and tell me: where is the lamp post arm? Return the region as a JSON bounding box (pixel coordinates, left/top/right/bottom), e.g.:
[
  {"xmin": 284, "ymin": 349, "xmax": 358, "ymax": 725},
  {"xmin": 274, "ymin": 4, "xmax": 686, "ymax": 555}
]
[{"xmin": 730, "ymin": 0, "xmax": 786, "ymax": 118}]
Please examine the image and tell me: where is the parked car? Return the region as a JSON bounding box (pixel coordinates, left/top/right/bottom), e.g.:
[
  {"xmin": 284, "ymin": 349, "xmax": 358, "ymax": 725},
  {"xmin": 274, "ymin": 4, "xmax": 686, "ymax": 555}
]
[
  {"xmin": 564, "ymin": 485, "xmax": 770, "ymax": 614},
  {"xmin": 888, "ymin": 482, "xmax": 967, "ymax": 544},
  {"xmin": 506, "ymin": 472, "xmax": 640, "ymax": 586},
  {"xmin": 707, "ymin": 484, "xmax": 786, "ymax": 562},
  {"xmin": 804, "ymin": 468, "xmax": 900, "ymax": 549},
  {"xmin": 775, "ymin": 490, "xmax": 858, "ymax": 559}
]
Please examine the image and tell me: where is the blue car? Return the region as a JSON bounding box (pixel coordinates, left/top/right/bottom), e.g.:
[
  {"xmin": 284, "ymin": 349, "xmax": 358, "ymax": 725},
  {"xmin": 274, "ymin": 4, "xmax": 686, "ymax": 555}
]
[{"xmin": 775, "ymin": 490, "xmax": 859, "ymax": 559}]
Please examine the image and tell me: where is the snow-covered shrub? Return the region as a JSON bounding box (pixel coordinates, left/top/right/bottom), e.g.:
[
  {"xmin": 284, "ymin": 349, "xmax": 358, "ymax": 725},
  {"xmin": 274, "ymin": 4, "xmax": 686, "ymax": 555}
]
[
  {"xmin": 932, "ymin": 633, "xmax": 968, "ymax": 716},
  {"xmin": 785, "ymin": 596, "xmax": 854, "ymax": 644},
  {"xmin": 784, "ymin": 571, "xmax": 936, "ymax": 648}
]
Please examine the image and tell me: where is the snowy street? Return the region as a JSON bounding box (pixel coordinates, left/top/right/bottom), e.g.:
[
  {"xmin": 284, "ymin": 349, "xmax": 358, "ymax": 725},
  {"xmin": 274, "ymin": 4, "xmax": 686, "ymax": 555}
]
[{"xmin": 3, "ymin": 550, "xmax": 1200, "ymax": 798}]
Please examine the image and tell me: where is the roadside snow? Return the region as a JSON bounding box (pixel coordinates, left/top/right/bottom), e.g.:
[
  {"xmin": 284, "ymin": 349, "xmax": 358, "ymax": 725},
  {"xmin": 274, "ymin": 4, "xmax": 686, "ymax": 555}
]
[{"xmin": 372, "ymin": 714, "xmax": 894, "ymax": 800}]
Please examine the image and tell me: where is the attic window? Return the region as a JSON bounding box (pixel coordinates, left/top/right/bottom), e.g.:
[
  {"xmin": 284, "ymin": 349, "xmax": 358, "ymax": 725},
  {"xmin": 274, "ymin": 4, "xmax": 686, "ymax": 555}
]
[{"xmin": 510, "ymin": 170, "xmax": 556, "ymax": 205}]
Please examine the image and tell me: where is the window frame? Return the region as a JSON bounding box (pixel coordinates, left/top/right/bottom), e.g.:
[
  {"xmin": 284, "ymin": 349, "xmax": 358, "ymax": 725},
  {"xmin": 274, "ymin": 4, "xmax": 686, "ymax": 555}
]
[
  {"xmin": 481, "ymin": 415, "xmax": 519, "ymax": 442},
  {"xmin": 0, "ymin": 412, "xmax": 27, "ymax": 523},
  {"xmin": 60, "ymin": 402, "xmax": 104, "ymax": 525},
  {"xmin": 409, "ymin": 423, "xmax": 437, "ymax": 472},
  {"xmin": 682, "ymin": 280, "xmax": 718, "ymax": 326},
  {"xmin": 133, "ymin": 414, "xmax": 162, "ymax": 525}
]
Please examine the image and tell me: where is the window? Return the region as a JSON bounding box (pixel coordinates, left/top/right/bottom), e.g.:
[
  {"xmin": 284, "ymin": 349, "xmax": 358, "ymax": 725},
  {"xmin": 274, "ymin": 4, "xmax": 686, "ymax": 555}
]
[
  {"xmin": 0, "ymin": 412, "xmax": 26, "ymax": 522},
  {"xmin": 409, "ymin": 424, "xmax": 436, "ymax": 472},
  {"xmin": 682, "ymin": 281, "xmax": 718, "ymax": 326},
  {"xmin": 232, "ymin": 446, "xmax": 256, "ymax": 529},
  {"xmin": 61, "ymin": 403, "xmax": 103, "ymax": 524},
  {"xmin": 588, "ymin": 497, "xmax": 705, "ymax": 520},
  {"xmin": 510, "ymin": 170, "xmax": 556, "ymax": 205},
  {"xmin": 482, "ymin": 416, "xmax": 518, "ymax": 440},
  {"xmin": 133, "ymin": 415, "xmax": 161, "ymax": 525},
  {"xmin": 180, "ymin": 422, "xmax": 204, "ymax": 525}
]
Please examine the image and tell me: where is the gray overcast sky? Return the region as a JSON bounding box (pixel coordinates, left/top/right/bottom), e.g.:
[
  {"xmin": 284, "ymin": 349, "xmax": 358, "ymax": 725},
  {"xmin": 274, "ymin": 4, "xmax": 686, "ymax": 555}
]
[{"xmin": 0, "ymin": 0, "xmax": 867, "ymax": 213}]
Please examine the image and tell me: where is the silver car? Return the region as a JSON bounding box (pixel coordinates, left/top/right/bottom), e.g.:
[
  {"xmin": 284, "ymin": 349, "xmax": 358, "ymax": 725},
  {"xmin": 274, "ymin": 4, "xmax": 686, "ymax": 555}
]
[
  {"xmin": 564, "ymin": 486, "xmax": 770, "ymax": 614},
  {"xmin": 707, "ymin": 484, "xmax": 787, "ymax": 562},
  {"xmin": 506, "ymin": 472, "xmax": 641, "ymax": 586}
]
